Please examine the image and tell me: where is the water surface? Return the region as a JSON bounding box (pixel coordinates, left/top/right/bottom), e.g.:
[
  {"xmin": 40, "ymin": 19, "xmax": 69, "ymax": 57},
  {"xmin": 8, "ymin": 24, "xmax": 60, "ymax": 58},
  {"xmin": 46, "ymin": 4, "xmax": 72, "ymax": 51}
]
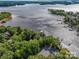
[{"xmin": 0, "ymin": 4, "xmax": 79, "ymax": 56}]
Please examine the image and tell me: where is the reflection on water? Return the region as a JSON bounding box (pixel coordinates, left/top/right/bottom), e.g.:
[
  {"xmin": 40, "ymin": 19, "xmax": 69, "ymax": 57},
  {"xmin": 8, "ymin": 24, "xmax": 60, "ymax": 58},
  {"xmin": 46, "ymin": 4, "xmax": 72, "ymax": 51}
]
[{"xmin": 0, "ymin": 4, "xmax": 79, "ymax": 56}]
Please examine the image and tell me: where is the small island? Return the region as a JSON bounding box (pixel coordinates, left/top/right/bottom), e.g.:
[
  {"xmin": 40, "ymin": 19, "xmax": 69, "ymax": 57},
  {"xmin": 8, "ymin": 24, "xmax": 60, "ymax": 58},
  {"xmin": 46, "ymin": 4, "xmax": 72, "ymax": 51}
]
[{"xmin": 0, "ymin": 12, "xmax": 12, "ymax": 24}]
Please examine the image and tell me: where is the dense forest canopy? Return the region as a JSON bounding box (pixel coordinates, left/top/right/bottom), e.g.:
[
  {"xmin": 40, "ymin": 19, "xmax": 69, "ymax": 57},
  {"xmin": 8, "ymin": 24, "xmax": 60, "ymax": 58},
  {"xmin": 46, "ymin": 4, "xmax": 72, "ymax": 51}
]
[
  {"xmin": 0, "ymin": 26, "xmax": 78, "ymax": 59},
  {"xmin": 0, "ymin": 26, "xmax": 60, "ymax": 59}
]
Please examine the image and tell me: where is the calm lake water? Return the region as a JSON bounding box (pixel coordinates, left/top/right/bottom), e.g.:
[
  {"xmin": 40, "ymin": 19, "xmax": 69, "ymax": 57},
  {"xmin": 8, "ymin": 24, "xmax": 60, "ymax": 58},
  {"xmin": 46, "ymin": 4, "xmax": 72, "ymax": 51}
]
[{"xmin": 0, "ymin": 4, "xmax": 79, "ymax": 56}]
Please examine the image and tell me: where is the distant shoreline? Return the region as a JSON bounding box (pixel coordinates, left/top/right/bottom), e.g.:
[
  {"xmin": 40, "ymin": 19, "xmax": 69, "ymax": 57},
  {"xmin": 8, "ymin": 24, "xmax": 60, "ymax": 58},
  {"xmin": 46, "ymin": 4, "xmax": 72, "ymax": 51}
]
[{"xmin": 0, "ymin": 1, "xmax": 79, "ymax": 7}]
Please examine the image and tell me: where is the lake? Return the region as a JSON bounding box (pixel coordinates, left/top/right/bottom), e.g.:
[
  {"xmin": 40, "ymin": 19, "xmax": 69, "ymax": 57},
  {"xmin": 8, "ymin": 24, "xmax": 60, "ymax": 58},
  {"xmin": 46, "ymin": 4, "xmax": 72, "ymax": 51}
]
[{"xmin": 0, "ymin": 4, "xmax": 79, "ymax": 56}]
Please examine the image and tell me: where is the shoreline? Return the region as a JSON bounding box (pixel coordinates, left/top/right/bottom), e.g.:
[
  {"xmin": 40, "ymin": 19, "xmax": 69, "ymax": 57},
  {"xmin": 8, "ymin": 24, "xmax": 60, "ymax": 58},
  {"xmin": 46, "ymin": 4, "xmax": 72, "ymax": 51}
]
[{"xmin": 0, "ymin": 14, "xmax": 13, "ymax": 26}]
